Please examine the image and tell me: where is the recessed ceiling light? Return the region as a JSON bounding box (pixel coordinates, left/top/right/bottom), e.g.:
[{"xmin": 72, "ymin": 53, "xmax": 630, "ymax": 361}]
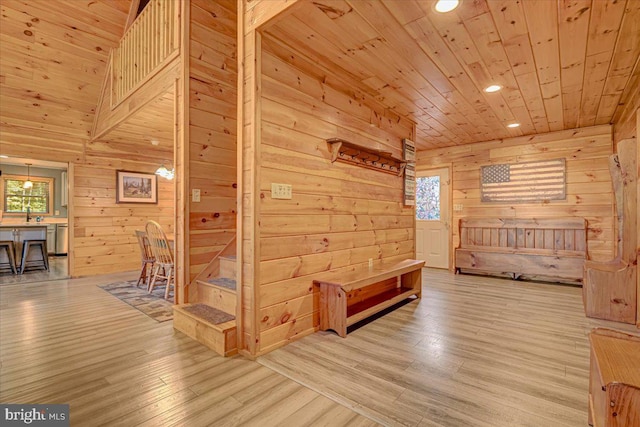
[
  {"xmin": 507, "ymin": 123, "xmax": 520, "ymax": 128},
  {"xmin": 434, "ymin": 0, "xmax": 459, "ymax": 13},
  {"xmin": 151, "ymin": 140, "xmax": 160, "ymax": 146},
  {"xmin": 0, "ymin": 155, "xmax": 8, "ymax": 158},
  {"xmin": 484, "ymin": 85, "xmax": 502, "ymax": 93}
]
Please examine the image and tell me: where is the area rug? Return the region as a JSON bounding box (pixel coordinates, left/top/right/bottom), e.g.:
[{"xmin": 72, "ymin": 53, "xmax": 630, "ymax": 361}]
[{"xmin": 98, "ymin": 279, "xmax": 173, "ymax": 322}]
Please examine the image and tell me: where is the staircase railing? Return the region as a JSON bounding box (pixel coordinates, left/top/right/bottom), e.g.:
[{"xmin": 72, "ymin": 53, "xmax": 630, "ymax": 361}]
[
  {"xmin": 111, "ymin": 0, "xmax": 180, "ymax": 107},
  {"xmin": 189, "ymin": 234, "xmax": 237, "ymax": 302}
]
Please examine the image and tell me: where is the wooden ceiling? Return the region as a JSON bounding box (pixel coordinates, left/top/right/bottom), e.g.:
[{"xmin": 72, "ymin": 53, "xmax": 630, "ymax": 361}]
[
  {"xmin": 0, "ymin": 0, "xmax": 173, "ymax": 162},
  {"xmin": 264, "ymin": 0, "xmax": 640, "ymax": 150},
  {"xmin": 0, "ymin": 0, "xmax": 130, "ymax": 140},
  {"xmin": 2, "ymin": 0, "xmax": 637, "ymax": 153}
]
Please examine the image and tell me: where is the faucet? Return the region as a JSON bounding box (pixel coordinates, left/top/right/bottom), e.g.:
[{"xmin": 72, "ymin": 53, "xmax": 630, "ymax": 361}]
[{"xmin": 26, "ymin": 206, "xmax": 31, "ymax": 222}]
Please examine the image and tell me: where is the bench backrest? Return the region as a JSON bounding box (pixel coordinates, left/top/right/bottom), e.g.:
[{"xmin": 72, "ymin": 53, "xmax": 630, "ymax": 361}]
[{"xmin": 459, "ymin": 218, "xmax": 587, "ymax": 255}]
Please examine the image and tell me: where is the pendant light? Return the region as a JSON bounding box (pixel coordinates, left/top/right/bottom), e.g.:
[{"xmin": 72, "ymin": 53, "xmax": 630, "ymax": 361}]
[
  {"xmin": 155, "ymin": 164, "xmax": 175, "ymax": 180},
  {"xmin": 23, "ymin": 163, "xmax": 33, "ymax": 189}
]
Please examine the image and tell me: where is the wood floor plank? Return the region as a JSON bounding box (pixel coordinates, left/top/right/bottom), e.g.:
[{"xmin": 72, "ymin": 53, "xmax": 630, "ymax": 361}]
[
  {"xmin": 0, "ymin": 272, "xmax": 373, "ymax": 426},
  {"xmin": 3, "ymin": 268, "xmax": 638, "ymax": 426},
  {"xmin": 259, "ymin": 268, "xmax": 640, "ymax": 427}
]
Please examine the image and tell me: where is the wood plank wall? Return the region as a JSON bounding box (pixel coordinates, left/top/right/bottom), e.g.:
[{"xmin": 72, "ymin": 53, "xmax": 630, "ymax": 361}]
[
  {"xmin": 416, "ymin": 125, "xmax": 615, "ymax": 267},
  {"xmin": 255, "ymin": 36, "xmax": 416, "ymax": 354},
  {"xmin": 188, "ymin": 0, "xmax": 237, "ymax": 280},
  {"xmin": 0, "ymin": 135, "xmax": 175, "ymax": 277},
  {"xmin": 73, "ymin": 142, "xmax": 174, "ymax": 277}
]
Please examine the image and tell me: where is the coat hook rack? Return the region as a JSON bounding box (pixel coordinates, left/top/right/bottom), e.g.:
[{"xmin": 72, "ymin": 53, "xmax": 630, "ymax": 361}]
[{"xmin": 327, "ymin": 138, "xmax": 406, "ymax": 176}]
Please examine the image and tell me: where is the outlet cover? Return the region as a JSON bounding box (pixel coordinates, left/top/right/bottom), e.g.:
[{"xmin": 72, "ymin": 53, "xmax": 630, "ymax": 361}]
[
  {"xmin": 192, "ymin": 189, "xmax": 201, "ymax": 202},
  {"xmin": 454, "ymin": 203, "xmax": 464, "ymax": 212},
  {"xmin": 271, "ymin": 183, "xmax": 292, "ymax": 199}
]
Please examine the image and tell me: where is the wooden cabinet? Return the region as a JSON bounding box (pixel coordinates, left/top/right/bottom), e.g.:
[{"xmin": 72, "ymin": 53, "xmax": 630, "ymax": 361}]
[{"xmin": 588, "ymin": 328, "xmax": 640, "ymax": 427}]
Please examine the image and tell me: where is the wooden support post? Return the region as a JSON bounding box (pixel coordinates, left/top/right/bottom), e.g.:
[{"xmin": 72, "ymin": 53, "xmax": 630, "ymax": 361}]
[{"xmin": 237, "ymin": 0, "xmax": 304, "ymax": 356}]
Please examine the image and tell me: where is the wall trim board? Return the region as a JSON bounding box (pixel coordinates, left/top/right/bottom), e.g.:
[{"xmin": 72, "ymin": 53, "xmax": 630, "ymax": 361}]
[
  {"xmin": 67, "ymin": 162, "xmax": 75, "ymax": 278},
  {"xmin": 177, "ymin": 0, "xmax": 190, "ymax": 305}
]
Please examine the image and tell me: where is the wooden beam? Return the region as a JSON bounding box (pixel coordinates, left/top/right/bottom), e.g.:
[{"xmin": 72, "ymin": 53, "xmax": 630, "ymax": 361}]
[
  {"xmin": 243, "ymin": 0, "xmax": 300, "ymax": 34},
  {"xmin": 176, "ymin": 0, "xmax": 189, "ymax": 305}
]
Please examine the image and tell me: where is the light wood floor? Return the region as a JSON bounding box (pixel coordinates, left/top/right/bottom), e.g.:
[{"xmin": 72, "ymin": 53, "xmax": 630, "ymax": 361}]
[
  {"xmin": 0, "ymin": 271, "xmax": 375, "ymax": 426},
  {"xmin": 0, "ymin": 256, "xmax": 68, "ymax": 285},
  {"xmin": 1, "ymin": 269, "xmax": 637, "ymax": 426},
  {"xmin": 259, "ymin": 269, "xmax": 639, "ymax": 427}
]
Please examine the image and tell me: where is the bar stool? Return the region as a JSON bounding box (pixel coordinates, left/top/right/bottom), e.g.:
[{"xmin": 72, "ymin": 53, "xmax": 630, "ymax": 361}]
[
  {"xmin": 20, "ymin": 240, "xmax": 49, "ymax": 274},
  {"xmin": 0, "ymin": 241, "xmax": 18, "ymax": 274}
]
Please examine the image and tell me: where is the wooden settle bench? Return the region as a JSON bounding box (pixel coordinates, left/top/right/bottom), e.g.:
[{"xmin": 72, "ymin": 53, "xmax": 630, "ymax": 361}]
[
  {"xmin": 583, "ymin": 139, "xmax": 637, "ymax": 324},
  {"xmin": 455, "ymin": 217, "xmax": 587, "ymax": 284},
  {"xmin": 314, "ymin": 259, "xmax": 425, "ymax": 338}
]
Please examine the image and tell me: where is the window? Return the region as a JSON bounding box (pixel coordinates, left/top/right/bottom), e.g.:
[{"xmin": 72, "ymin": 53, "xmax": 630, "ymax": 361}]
[
  {"xmin": 2, "ymin": 175, "xmax": 54, "ymax": 215},
  {"xmin": 416, "ymin": 176, "xmax": 440, "ymax": 220}
]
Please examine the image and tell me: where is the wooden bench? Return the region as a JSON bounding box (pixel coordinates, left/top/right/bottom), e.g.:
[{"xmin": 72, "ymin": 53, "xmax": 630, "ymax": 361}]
[
  {"xmin": 455, "ymin": 218, "xmax": 587, "ymax": 284},
  {"xmin": 588, "ymin": 328, "xmax": 640, "ymax": 426},
  {"xmin": 314, "ymin": 259, "xmax": 425, "ymax": 338}
]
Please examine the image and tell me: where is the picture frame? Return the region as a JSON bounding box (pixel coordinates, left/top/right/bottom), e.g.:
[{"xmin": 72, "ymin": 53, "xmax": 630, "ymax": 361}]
[{"xmin": 116, "ymin": 170, "xmax": 158, "ymax": 204}]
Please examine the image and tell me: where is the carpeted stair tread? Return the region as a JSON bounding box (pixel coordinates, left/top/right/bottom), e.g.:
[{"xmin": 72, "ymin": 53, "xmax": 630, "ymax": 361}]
[
  {"xmin": 182, "ymin": 304, "xmax": 235, "ymax": 325},
  {"xmin": 205, "ymin": 277, "xmax": 236, "ymax": 291}
]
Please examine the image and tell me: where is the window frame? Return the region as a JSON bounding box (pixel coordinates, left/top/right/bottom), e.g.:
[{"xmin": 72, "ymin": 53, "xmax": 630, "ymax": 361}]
[{"xmin": 1, "ymin": 174, "xmax": 55, "ymax": 216}]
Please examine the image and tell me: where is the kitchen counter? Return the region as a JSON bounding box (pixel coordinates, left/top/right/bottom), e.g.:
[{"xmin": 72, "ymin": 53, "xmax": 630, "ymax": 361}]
[
  {"xmin": 0, "ymin": 225, "xmax": 48, "ymax": 265},
  {"xmin": 0, "ymin": 224, "xmax": 47, "ymax": 229},
  {"xmin": 0, "ymin": 223, "xmax": 49, "ymax": 228},
  {"xmin": 0, "ymin": 219, "xmax": 68, "ymax": 226}
]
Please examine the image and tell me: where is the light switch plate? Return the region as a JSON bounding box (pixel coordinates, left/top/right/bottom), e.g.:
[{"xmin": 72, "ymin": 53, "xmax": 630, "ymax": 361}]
[
  {"xmin": 271, "ymin": 183, "xmax": 292, "ymax": 199},
  {"xmin": 454, "ymin": 204, "xmax": 464, "ymax": 212},
  {"xmin": 192, "ymin": 189, "xmax": 201, "ymax": 202}
]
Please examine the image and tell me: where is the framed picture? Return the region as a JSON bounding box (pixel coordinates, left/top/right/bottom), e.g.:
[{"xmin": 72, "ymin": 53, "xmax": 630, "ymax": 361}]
[{"xmin": 116, "ymin": 170, "xmax": 158, "ymax": 204}]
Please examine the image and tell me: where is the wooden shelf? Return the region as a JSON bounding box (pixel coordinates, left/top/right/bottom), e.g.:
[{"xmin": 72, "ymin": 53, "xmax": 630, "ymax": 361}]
[
  {"xmin": 327, "ymin": 138, "xmax": 406, "ymax": 176},
  {"xmin": 346, "ymin": 287, "xmax": 418, "ymax": 326},
  {"xmin": 317, "ymin": 259, "xmax": 424, "ymax": 337}
]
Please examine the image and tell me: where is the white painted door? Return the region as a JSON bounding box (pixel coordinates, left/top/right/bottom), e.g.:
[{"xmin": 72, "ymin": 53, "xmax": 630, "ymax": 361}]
[{"xmin": 415, "ymin": 168, "xmax": 450, "ymax": 269}]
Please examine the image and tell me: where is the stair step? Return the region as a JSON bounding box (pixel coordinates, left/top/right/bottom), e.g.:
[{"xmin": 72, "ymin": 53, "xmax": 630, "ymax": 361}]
[
  {"xmin": 219, "ymin": 255, "xmax": 236, "ymax": 280},
  {"xmin": 196, "ymin": 278, "xmax": 236, "ymax": 315},
  {"xmin": 206, "ymin": 277, "xmax": 236, "ymax": 291},
  {"xmin": 173, "ymin": 304, "xmax": 237, "ymax": 357}
]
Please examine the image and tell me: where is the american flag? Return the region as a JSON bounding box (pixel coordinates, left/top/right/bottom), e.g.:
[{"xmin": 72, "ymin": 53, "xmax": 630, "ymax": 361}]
[{"xmin": 481, "ymin": 159, "xmax": 566, "ymax": 202}]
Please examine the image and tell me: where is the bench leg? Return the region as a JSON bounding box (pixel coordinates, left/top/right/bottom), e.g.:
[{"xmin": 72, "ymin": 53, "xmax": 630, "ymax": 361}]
[
  {"xmin": 401, "ymin": 268, "xmax": 423, "ymax": 299},
  {"xmin": 320, "ymin": 284, "xmax": 347, "ymax": 337}
]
